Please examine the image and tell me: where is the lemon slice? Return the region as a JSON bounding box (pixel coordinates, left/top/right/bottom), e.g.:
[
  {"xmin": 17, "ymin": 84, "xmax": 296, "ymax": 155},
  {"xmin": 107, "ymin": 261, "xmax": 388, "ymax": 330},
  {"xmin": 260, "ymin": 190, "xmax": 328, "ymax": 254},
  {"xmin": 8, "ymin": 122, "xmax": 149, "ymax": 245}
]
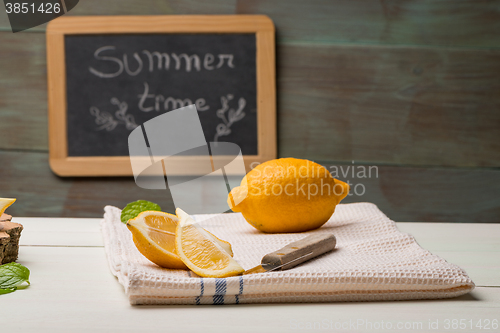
[
  {"xmin": 0, "ymin": 198, "xmax": 16, "ymax": 215},
  {"xmin": 175, "ymin": 208, "xmax": 244, "ymax": 278},
  {"xmin": 127, "ymin": 210, "xmax": 233, "ymax": 269},
  {"xmin": 127, "ymin": 211, "xmax": 186, "ymax": 269}
]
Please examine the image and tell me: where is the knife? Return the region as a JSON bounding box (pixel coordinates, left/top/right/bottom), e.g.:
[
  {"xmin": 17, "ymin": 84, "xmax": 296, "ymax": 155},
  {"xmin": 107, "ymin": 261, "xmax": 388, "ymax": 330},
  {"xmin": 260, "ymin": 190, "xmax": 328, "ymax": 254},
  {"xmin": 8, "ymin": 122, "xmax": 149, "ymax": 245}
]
[{"xmin": 243, "ymin": 233, "xmax": 336, "ymax": 275}]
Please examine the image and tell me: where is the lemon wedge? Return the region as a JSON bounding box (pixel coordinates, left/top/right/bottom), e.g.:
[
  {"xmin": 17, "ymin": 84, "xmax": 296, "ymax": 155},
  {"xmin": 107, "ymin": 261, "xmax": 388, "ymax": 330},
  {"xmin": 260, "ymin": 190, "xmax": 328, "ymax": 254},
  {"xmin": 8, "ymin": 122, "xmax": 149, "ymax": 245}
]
[
  {"xmin": 175, "ymin": 208, "xmax": 244, "ymax": 278},
  {"xmin": 127, "ymin": 210, "xmax": 233, "ymax": 269},
  {"xmin": 0, "ymin": 198, "xmax": 16, "ymax": 215}
]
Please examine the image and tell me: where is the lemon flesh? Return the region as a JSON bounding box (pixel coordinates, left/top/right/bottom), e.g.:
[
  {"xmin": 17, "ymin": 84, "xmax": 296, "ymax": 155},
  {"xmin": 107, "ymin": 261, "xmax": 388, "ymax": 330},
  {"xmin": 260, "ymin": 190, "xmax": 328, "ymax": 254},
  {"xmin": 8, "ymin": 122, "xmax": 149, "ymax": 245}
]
[
  {"xmin": 0, "ymin": 198, "xmax": 16, "ymax": 215},
  {"xmin": 175, "ymin": 208, "xmax": 244, "ymax": 278},
  {"xmin": 127, "ymin": 211, "xmax": 187, "ymax": 269},
  {"xmin": 127, "ymin": 210, "xmax": 233, "ymax": 269}
]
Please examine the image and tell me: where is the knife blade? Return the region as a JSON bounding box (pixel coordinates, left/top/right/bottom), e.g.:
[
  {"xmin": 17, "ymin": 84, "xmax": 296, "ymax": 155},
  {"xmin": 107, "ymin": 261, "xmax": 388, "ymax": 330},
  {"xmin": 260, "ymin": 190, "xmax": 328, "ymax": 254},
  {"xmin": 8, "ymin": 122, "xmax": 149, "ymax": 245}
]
[{"xmin": 243, "ymin": 233, "xmax": 336, "ymax": 275}]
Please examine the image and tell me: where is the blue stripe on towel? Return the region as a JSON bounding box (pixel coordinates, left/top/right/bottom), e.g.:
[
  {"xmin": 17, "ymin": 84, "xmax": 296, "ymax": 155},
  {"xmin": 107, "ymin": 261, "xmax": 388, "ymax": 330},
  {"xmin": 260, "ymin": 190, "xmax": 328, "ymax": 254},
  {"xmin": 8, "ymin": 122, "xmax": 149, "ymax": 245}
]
[
  {"xmin": 235, "ymin": 276, "xmax": 244, "ymax": 304},
  {"xmin": 195, "ymin": 278, "xmax": 204, "ymax": 305},
  {"xmin": 213, "ymin": 278, "xmax": 227, "ymax": 305}
]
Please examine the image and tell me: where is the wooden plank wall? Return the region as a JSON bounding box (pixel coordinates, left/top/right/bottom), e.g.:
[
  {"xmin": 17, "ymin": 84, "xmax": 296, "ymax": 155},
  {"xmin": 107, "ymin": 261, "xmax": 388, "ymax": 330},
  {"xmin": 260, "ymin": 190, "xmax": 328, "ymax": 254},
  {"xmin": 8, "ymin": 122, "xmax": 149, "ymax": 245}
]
[{"xmin": 1, "ymin": 0, "xmax": 499, "ymax": 221}]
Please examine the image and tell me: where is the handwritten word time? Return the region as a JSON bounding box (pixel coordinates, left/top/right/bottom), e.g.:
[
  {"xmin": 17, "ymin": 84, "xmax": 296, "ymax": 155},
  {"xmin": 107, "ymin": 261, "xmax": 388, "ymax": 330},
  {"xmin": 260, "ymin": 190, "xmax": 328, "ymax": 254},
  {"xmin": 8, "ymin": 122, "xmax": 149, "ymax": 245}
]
[
  {"xmin": 138, "ymin": 82, "xmax": 209, "ymax": 112},
  {"xmin": 89, "ymin": 46, "xmax": 235, "ymax": 78}
]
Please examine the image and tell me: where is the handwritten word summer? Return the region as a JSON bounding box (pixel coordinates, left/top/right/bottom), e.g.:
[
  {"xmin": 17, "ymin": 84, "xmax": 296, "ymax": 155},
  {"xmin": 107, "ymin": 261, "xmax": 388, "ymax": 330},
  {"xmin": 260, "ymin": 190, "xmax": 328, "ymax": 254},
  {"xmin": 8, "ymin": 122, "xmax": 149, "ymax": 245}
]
[{"xmin": 89, "ymin": 46, "xmax": 235, "ymax": 78}]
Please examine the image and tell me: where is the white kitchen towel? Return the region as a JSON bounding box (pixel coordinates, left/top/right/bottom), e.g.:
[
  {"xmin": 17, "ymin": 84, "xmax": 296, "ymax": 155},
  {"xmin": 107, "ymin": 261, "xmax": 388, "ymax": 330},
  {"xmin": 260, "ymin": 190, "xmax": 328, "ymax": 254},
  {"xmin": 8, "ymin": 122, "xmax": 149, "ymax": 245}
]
[{"xmin": 101, "ymin": 203, "xmax": 474, "ymax": 305}]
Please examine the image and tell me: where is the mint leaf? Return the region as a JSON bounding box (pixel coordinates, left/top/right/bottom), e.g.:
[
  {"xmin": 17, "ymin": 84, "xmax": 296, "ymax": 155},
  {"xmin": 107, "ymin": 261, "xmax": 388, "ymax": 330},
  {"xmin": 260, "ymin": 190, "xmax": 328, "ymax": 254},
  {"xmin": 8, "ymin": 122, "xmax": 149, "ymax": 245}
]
[
  {"xmin": 0, "ymin": 288, "xmax": 16, "ymax": 295},
  {"xmin": 121, "ymin": 200, "xmax": 161, "ymax": 223},
  {"xmin": 0, "ymin": 262, "xmax": 30, "ymax": 290}
]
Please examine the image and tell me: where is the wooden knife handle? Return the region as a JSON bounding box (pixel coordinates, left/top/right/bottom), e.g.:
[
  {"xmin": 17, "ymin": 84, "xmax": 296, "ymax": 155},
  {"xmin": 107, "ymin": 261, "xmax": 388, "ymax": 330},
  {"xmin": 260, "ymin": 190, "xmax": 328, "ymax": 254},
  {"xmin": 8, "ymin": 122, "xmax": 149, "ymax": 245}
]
[{"xmin": 261, "ymin": 233, "xmax": 336, "ymax": 271}]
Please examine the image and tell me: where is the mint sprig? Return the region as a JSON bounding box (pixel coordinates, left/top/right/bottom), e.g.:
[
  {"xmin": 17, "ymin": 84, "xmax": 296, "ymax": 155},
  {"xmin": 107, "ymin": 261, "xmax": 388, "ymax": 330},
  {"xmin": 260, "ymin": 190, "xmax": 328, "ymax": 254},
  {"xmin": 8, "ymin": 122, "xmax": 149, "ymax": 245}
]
[
  {"xmin": 0, "ymin": 262, "xmax": 30, "ymax": 295},
  {"xmin": 120, "ymin": 200, "xmax": 161, "ymax": 223}
]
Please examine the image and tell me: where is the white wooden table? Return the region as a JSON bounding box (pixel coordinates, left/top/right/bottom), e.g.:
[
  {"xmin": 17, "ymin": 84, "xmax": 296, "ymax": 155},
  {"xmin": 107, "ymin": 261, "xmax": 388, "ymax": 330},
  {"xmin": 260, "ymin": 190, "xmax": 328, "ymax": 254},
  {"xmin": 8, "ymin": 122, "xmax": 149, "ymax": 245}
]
[{"xmin": 3, "ymin": 218, "xmax": 499, "ymax": 333}]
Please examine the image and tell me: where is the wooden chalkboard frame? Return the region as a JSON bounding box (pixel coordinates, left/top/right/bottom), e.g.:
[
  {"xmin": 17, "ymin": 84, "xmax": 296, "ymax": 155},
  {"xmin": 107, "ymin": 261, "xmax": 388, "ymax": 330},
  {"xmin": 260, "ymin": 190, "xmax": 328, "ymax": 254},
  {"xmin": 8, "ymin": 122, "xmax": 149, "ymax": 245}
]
[{"xmin": 46, "ymin": 15, "xmax": 276, "ymax": 176}]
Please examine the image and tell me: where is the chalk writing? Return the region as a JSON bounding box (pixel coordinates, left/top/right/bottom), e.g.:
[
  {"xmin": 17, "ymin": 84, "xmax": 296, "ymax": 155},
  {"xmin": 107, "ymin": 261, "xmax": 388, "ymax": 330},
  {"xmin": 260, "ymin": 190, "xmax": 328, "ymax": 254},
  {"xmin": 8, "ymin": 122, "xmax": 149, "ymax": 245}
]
[
  {"xmin": 90, "ymin": 90, "xmax": 246, "ymax": 142},
  {"xmin": 89, "ymin": 46, "xmax": 235, "ymax": 78},
  {"xmin": 89, "ymin": 106, "xmax": 118, "ymax": 131},
  {"xmin": 111, "ymin": 98, "xmax": 138, "ymax": 130},
  {"xmin": 214, "ymin": 94, "xmax": 246, "ymax": 142},
  {"xmin": 65, "ymin": 33, "xmax": 258, "ymax": 157},
  {"xmin": 137, "ymin": 82, "xmax": 210, "ymax": 112},
  {"xmin": 89, "ymin": 98, "xmax": 138, "ymax": 131}
]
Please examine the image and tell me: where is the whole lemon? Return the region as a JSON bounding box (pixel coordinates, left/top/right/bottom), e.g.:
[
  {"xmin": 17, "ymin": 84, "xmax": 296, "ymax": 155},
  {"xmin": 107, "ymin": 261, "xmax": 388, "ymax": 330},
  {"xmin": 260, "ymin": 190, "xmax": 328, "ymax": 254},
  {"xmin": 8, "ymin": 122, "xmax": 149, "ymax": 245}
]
[{"xmin": 227, "ymin": 158, "xmax": 349, "ymax": 233}]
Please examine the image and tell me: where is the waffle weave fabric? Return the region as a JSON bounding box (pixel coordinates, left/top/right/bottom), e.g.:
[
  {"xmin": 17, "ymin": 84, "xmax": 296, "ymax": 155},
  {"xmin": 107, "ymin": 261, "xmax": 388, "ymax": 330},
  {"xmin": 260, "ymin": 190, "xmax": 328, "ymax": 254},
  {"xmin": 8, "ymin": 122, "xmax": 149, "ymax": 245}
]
[{"xmin": 101, "ymin": 203, "xmax": 474, "ymax": 305}]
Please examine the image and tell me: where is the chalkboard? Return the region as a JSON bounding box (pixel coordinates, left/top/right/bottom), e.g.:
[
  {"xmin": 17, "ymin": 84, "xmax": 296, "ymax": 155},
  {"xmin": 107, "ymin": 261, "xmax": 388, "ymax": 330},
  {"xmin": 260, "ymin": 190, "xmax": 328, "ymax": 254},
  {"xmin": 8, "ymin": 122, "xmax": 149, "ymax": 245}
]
[
  {"xmin": 46, "ymin": 16, "xmax": 276, "ymax": 176},
  {"xmin": 65, "ymin": 33, "xmax": 257, "ymax": 157}
]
